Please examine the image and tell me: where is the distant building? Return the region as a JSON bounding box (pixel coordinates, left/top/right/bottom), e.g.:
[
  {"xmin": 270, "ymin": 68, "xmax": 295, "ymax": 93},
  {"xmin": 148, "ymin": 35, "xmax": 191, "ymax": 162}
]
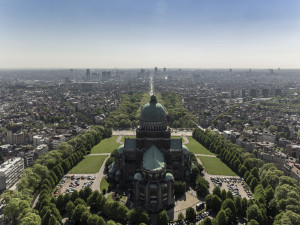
[
  {"xmin": 51, "ymin": 135, "xmax": 65, "ymax": 150},
  {"xmin": 35, "ymin": 144, "xmax": 49, "ymax": 157},
  {"xmin": 6, "ymin": 130, "xmax": 26, "ymax": 145},
  {"xmin": 262, "ymin": 89, "xmax": 269, "ymax": 98},
  {"xmin": 154, "ymin": 67, "xmax": 158, "ymax": 74},
  {"xmin": 86, "ymin": 69, "xmax": 90, "ymax": 81},
  {"xmin": 284, "ymin": 162, "xmax": 300, "ymax": 186},
  {"xmin": 102, "ymin": 71, "xmax": 111, "ymax": 81},
  {"xmin": 286, "ymin": 145, "xmax": 300, "ymax": 162},
  {"xmin": 33, "ymin": 135, "xmax": 45, "ymax": 147},
  {"xmin": 0, "ymin": 157, "xmax": 24, "ymax": 191},
  {"xmin": 240, "ymin": 89, "xmax": 246, "ymax": 98},
  {"xmin": 250, "ymin": 89, "xmax": 257, "ymax": 98},
  {"xmin": 275, "ymin": 89, "xmax": 282, "ymax": 96}
]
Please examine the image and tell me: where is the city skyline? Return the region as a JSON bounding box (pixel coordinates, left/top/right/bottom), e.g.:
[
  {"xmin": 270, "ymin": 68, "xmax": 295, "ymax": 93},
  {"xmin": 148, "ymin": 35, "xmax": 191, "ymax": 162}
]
[{"xmin": 0, "ymin": 0, "xmax": 300, "ymax": 68}]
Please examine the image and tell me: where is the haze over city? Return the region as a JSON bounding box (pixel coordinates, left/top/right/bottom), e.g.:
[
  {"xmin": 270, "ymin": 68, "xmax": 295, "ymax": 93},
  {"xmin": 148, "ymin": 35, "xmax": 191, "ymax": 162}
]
[{"xmin": 1, "ymin": 0, "xmax": 300, "ymax": 68}]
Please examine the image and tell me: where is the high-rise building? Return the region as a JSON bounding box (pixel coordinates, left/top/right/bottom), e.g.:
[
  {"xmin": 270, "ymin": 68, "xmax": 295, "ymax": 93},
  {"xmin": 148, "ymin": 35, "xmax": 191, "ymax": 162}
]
[
  {"xmin": 250, "ymin": 89, "xmax": 257, "ymax": 98},
  {"xmin": 86, "ymin": 69, "xmax": 90, "ymax": 81},
  {"xmin": 262, "ymin": 89, "xmax": 269, "ymax": 98},
  {"xmin": 154, "ymin": 67, "xmax": 158, "ymax": 74},
  {"xmin": 240, "ymin": 89, "xmax": 246, "ymax": 98}
]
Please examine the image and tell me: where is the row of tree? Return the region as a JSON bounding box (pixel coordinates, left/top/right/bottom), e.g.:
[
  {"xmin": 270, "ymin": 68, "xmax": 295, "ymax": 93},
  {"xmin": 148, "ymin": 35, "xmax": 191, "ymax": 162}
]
[
  {"xmin": 193, "ymin": 128, "xmax": 300, "ymax": 225},
  {"xmin": 161, "ymin": 92, "xmax": 198, "ymax": 128},
  {"xmin": 2, "ymin": 126, "xmax": 111, "ymax": 225},
  {"xmin": 104, "ymin": 92, "xmax": 144, "ymax": 128}
]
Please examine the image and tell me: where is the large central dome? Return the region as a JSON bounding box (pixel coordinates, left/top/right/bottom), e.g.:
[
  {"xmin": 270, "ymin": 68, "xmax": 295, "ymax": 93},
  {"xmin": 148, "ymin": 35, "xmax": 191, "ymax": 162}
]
[{"xmin": 140, "ymin": 95, "xmax": 166, "ymax": 122}]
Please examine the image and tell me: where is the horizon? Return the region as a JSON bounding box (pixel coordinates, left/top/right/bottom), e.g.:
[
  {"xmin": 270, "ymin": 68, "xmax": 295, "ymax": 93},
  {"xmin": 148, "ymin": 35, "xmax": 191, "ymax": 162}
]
[{"xmin": 1, "ymin": 0, "xmax": 300, "ymax": 68}]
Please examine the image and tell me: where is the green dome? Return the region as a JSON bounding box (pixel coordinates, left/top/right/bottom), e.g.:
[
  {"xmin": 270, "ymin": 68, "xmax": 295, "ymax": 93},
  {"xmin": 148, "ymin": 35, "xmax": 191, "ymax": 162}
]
[
  {"xmin": 134, "ymin": 172, "xmax": 142, "ymax": 181},
  {"xmin": 141, "ymin": 95, "xmax": 166, "ymax": 122},
  {"xmin": 182, "ymin": 145, "xmax": 189, "ymax": 155},
  {"xmin": 165, "ymin": 173, "xmax": 174, "ymax": 181},
  {"xmin": 118, "ymin": 145, "xmax": 124, "ymax": 154}
]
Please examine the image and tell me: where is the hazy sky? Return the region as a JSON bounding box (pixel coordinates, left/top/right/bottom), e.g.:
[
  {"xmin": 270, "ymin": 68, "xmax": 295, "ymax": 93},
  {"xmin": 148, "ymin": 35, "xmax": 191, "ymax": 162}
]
[{"xmin": 0, "ymin": 0, "xmax": 300, "ymax": 68}]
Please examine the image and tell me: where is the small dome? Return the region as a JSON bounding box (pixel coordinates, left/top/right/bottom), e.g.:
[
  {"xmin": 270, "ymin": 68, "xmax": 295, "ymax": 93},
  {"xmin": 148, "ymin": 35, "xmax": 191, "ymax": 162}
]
[
  {"xmin": 182, "ymin": 145, "xmax": 189, "ymax": 155},
  {"xmin": 115, "ymin": 170, "xmax": 121, "ymax": 176},
  {"xmin": 134, "ymin": 172, "xmax": 142, "ymax": 181},
  {"xmin": 140, "ymin": 95, "xmax": 166, "ymax": 122},
  {"xmin": 165, "ymin": 173, "xmax": 174, "ymax": 181},
  {"xmin": 118, "ymin": 145, "xmax": 124, "ymax": 154}
]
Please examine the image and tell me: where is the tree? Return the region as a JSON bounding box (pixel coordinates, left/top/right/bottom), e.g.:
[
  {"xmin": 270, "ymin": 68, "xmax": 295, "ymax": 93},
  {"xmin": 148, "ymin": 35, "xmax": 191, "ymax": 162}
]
[
  {"xmin": 74, "ymin": 198, "xmax": 86, "ymax": 207},
  {"xmin": 247, "ymin": 205, "xmax": 262, "ymax": 224},
  {"xmin": 20, "ymin": 212, "xmax": 41, "ymax": 225},
  {"xmin": 222, "ymin": 199, "xmax": 236, "ymax": 216},
  {"xmin": 226, "ymin": 191, "xmax": 233, "ymax": 200},
  {"xmin": 250, "ymin": 177, "xmax": 259, "ymax": 191},
  {"xmin": 87, "ymin": 190, "xmax": 100, "ymax": 211},
  {"xmin": 234, "ymin": 197, "xmax": 242, "ymax": 216},
  {"xmin": 72, "ymin": 204, "xmax": 88, "ymax": 224},
  {"xmin": 71, "ymin": 190, "xmax": 79, "ymax": 202},
  {"xmin": 4, "ymin": 198, "xmax": 21, "ymax": 225},
  {"xmin": 215, "ymin": 210, "xmax": 226, "ymax": 225},
  {"xmin": 87, "ymin": 214, "xmax": 106, "ymax": 225},
  {"xmin": 247, "ymin": 219, "xmax": 259, "ymax": 225},
  {"xmin": 195, "ymin": 176, "xmax": 209, "ymax": 196},
  {"xmin": 80, "ymin": 211, "xmax": 91, "ymax": 225},
  {"xmin": 157, "ymin": 210, "xmax": 169, "ymax": 225},
  {"xmin": 200, "ymin": 217, "xmax": 213, "ymax": 225},
  {"xmin": 212, "ymin": 186, "xmax": 221, "ymax": 198},
  {"xmin": 83, "ymin": 186, "xmax": 93, "ymax": 201},
  {"xmin": 190, "ymin": 166, "xmax": 200, "ymax": 183},
  {"xmin": 220, "ymin": 189, "xmax": 227, "ymax": 200},
  {"xmin": 212, "ymin": 195, "xmax": 222, "ymax": 213},
  {"xmin": 65, "ymin": 201, "xmax": 74, "ymax": 219},
  {"xmin": 238, "ymin": 165, "xmax": 248, "ymax": 177},
  {"xmin": 174, "ymin": 181, "xmax": 186, "ymax": 198},
  {"xmin": 251, "ymin": 167, "xmax": 259, "ymax": 180},
  {"xmin": 186, "ymin": 207, "xmax": 196, "ymax": 221},
  {"xmin": 48, "ymin": 215, "xmax": 61, "ymax": 225},
  {"xmin": 178, "ymin": 212, "xmax": 184, "ymax": 221}
]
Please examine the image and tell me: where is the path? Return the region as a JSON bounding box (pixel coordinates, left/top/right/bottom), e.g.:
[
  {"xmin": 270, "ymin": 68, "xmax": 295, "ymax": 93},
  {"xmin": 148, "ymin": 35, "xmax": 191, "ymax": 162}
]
[
  {"xmin": 116, "ymin": 135, "xmax": 123, "ymax": 145},
  {"xmin": 195, "ymin": 154, "xmax": 216, "ymax": 157}
]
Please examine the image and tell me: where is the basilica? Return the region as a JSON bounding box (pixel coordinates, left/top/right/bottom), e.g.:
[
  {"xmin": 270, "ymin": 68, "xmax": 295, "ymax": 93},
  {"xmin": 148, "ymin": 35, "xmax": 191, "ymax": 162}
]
[{"xmin": 108, "ymin": 95, "xmax": 192, "ymax": 212}]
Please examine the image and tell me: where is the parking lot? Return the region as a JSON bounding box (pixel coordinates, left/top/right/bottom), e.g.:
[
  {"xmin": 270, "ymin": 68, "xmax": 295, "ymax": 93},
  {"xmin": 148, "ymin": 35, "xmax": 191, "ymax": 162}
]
[
  {"xmin": 55, "ymin": 175, "xmax": 96, "ymax": 196},
  {"xmin": 209, "ymin": 176, "xmax": 253, "ymax": 199}
]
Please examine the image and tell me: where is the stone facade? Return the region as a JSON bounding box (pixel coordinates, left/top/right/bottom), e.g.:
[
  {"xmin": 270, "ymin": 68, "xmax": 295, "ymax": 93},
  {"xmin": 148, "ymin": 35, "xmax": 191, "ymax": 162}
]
[{"xmin": 109, "ymin": 96, "xmax": 192, "ymax": 212}]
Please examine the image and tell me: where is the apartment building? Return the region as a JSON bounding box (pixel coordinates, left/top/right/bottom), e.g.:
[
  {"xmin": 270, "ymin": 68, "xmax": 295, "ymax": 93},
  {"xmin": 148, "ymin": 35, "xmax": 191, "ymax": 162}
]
[{"xmin": 0, "ymin": 157, "xmax": 24, "ymax": 191}]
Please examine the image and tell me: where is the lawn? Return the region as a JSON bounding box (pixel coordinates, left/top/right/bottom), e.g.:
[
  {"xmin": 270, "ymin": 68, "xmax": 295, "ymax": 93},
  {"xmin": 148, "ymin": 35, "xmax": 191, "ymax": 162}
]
[
  {"xmin": 68, "ymin": 155, "xmax": 108, "ymax": 174},
  {"xmin": 91, "ymin": 136, "xmax": 120, "ymax": 154},
  {"xmin": 100, "ymin": 177, "xmax": 109, "ymax": 192},
  {"xmin": 198, "ymin": 156, "xmax": 237, "ymax": 176},
  {"xmin": 186, "ymin": 137, "xmax": 215, "ymax": 155}
]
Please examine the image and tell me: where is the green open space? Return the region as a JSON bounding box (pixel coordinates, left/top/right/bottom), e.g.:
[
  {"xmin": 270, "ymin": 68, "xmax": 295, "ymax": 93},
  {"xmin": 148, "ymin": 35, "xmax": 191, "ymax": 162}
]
[
  {"xmin": 106, "ymin": 193, "xmax": 127, "ymax": 202},
  {"xmin": 91, "ymin": 136, "xmax": 119, "ymax": 154},
  {"xmin": 68, "ymin": 155, "xmax": 108, "ymax": 174},
  {"xmin": 100, "ymin": 177, "xmax": 109, "ymax": 192},
  {"xmin": 198, "ymin": 156, "xmax": 237, "ymax": 176},
  {"xmin": 186, "ymin": 137, "xmax": 215, "ymax": 155}
]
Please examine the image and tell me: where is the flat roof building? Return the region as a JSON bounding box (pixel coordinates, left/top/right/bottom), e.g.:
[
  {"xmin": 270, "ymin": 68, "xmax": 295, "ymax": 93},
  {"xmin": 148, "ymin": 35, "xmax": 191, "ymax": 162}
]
[{"xmin": 0, "ymin": 157, "xmax": 24, "ymax": 191}]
